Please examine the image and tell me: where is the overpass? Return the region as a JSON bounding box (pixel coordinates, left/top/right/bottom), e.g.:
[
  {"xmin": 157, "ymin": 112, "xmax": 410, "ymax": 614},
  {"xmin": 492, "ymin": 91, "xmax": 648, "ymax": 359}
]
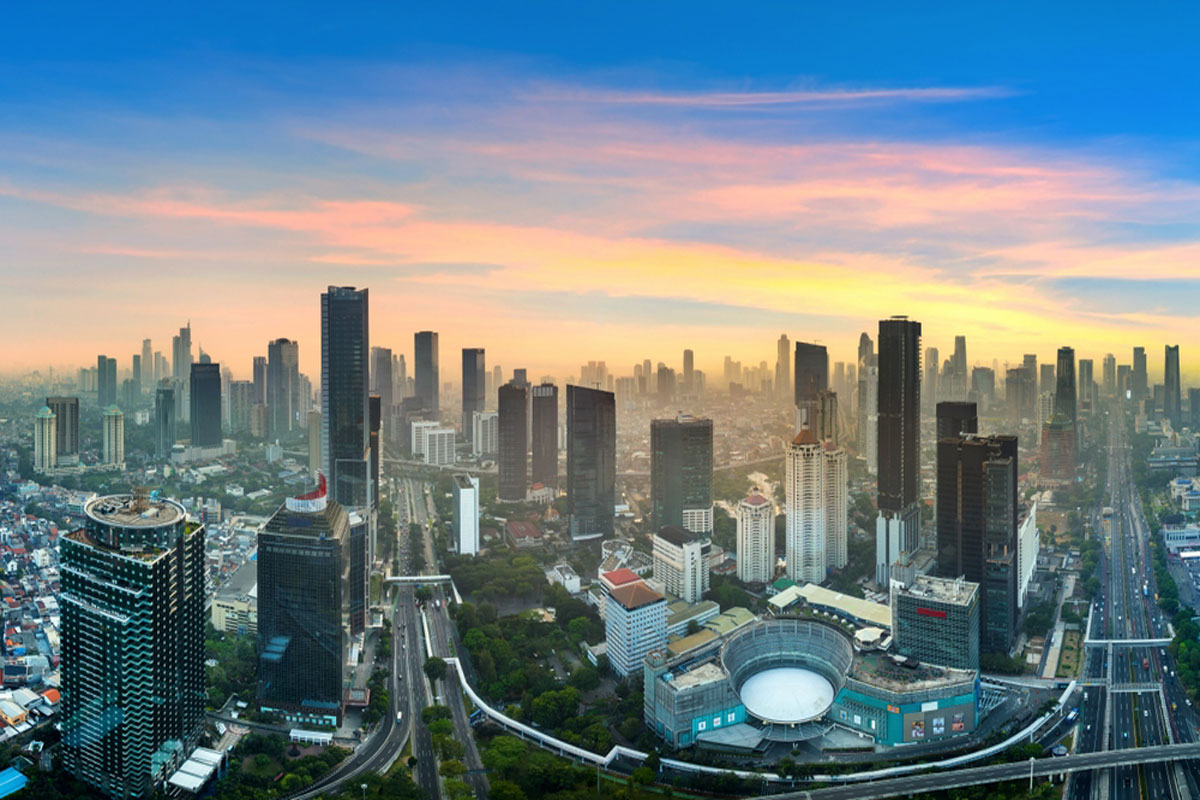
[
  {"xmin": 772, "ymin": 742, "xmax": 1200, "ymax": 800},
  {"xmin": 1083, "ymin": 637, "xmax": 1172, "ymax": 647},
  {"xmin": 384, "ymin": 574, "xmax": 462, "ymax": 605}
]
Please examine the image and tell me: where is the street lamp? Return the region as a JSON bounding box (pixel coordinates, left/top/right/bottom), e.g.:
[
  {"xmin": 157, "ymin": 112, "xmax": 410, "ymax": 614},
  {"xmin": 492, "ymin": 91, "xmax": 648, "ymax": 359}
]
[
  {"xmin": 361, "ymin": 782, "xmax": 368, "ymax": 800},
  {"xmin": 1028, "ymin": 756, "xmax": 1035, "ymax": 792}
]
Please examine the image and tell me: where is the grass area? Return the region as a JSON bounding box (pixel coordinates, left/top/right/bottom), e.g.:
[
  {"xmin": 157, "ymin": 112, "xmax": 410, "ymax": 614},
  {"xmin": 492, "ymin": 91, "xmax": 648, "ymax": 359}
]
[
  {"xmin": 1057, "ymin": 630, "xmax": 1082, "ymax": 678},
  {"xmin": 370, "ymin": 573, "xmax": 383, "ymax": 604}
]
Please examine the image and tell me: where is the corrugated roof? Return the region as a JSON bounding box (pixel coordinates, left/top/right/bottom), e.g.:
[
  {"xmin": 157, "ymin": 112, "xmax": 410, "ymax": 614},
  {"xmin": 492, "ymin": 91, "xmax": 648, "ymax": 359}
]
[
  {"xmin": 769, "ymin": 583, "xmax": 892, "ymax": 629},
  {"xmin": 609, "ymin": 581, "xmax": 664, "ymax": 611}
]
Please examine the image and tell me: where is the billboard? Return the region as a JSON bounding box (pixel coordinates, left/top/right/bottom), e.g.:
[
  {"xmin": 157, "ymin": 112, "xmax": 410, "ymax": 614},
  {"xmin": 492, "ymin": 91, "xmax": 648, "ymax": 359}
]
[{"xmin": 901, "ymin": 701, "xmax": 975, "ymax": 743}]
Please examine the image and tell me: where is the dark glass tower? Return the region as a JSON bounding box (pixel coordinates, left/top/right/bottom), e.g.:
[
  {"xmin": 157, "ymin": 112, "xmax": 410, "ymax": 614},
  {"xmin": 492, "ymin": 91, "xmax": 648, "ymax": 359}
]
[
  {"xmin": 1054, "ymin": 346, "xmax": 1076, "ymax": 426},
  {"xmin": 370, "ymin": 346, "xmax": 394, "ymax": 427},
  {"xmin": 876, "ymin": 316, "xmax": 921, "ymax": 586},
  {"xmin": 936, "ymin": 401, "xmax": 977, "ymax": 442},
  {"xmin": 257, "ymin": 478, "xmax": 349, "ymax": 726},
  {"xmin": 650, "ymin": 415, "xmax": 714, "ymax": 534},
  {"xmin": 268, "ymin": 338, "xmax": 300, "ymax": 438},
  {"xmin": 321, "ymin": 286, "xmax": 370, "ymax": 508},
  {"xmin": 155, "ymin": 385, "xmax": 176, "ymax": 459},
  {"xmin": 189, "ymin": 362, "xmax": 222, "ymax": 447},
  {"xmin": 46, "ymin": 395, "xmax": 80, "ymax": 457},
  {"xmin": 793, "ymin": 342, "xmax": 828, "ymax": 407},
  {"xmin": 935, "ymin": 434, "xmax": 1018, "ymax": 654},
  {"xmin": 498, "ymin": 382, "xmax": 529, "ymax": 500},
  {"xmin": 567, "ymin": 385, "xmax": 616, "ymax": 541},
  {"xmin": 62, "ymin": 494, "xmax": 206, "ymax": 799},
  {"xmin": 1132, "ymin": 346, "xmax": 1147, "ymax": 401},
  {"xmin": 414, "ymin": 330, "xmax": 439, "ymax": 415},
  {"xmin": 252, "ymin": 356, "xmax": 267, "ymax": 405},
  {"xmin": 1165, "ymin": 345, "xmax": 1182, "ymax": 429},
  {"xmin": 462, "ymin": 348, "xmax": 486, "ymax": 445},
  {"xmin": 531, "ymin": 382, "xmax": 559, "ymax": 488},
  {"xmin": 97, "ymin": 355, "xmax": 117, "ymax": 407}
]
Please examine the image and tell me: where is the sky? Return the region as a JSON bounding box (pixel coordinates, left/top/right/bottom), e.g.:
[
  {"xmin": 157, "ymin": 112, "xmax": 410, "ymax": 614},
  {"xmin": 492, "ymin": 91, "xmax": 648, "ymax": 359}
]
[{"xmin": 4, "ymin": 3, "xmax": 1200, "ymax": 383}]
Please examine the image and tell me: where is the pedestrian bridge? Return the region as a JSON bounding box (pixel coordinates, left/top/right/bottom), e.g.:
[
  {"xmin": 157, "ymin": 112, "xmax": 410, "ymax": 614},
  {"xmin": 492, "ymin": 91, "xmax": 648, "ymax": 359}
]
[
  {"xmin": 384, "ymin": 574, "xmax": 462, "ymax": 605},
  {"xmin": 1083, "ymin": 638, "xmax": 1172, "ymax": 647}
]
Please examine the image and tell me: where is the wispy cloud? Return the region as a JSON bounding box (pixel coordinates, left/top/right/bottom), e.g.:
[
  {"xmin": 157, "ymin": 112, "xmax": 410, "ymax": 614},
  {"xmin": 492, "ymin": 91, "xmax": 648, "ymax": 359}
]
[{"xmin": 527, "ymin": 85, "xmax": 1012, "ymax": 108}]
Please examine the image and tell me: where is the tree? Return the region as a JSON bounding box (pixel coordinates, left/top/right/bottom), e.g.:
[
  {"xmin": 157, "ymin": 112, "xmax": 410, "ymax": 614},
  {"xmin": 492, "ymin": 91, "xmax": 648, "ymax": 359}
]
[
  {"xmin": 489, "ymin": 780, "xmax": 528, "ymax": 800},
  {"xmin": 569, "ymin": 667, "xmax": 601, "ymax": 692},
  {"xmin": 424, "ymin": 656, "xmax": 448, "ymax": 684},
  {"xmin": 439, "ymin": 759, "xmax": 468, "ymax": 779}
]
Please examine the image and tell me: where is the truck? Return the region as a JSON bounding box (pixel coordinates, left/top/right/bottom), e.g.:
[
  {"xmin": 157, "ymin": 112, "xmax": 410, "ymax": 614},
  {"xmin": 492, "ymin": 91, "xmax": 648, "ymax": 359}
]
[{"xmin": 1143, "ymin": 657, "xmax": 1150, "ymax": 670}]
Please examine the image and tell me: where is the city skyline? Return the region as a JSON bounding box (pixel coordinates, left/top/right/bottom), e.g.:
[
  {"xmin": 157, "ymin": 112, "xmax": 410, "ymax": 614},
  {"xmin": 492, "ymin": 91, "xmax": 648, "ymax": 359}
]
[{"xmin": 7, "ymin": 7, "xmax": 1200, "ymax": 375}]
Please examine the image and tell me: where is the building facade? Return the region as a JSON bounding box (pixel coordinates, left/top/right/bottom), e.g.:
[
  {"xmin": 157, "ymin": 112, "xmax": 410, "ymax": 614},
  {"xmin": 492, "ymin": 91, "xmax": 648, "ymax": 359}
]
[
  {"xmin": 650, "ymin": 414, "xmax": 714, "ymax": 535},
  {"xmin": 414, "ymin": 330, "xmax": 439, "ymax": 415},
  {"xmin": 891, "ymin": 574, "xmax": 980, "ymax": 671},
  {"xmin": 605, "ymin": 579, "xmax": 667, "ymax": 677},
  {"xmin": 321, "ymin": 286, "xmax": 370, "ymax": 508},
  {"xmin": 786, "ymin": 427, "xmax": 827, "ymax": 583},
  {"xmin": 531, "ymin": 382, "xmax": 559, "ymax": 488},
  {"xmin": 498, "ymin": 382, "xmax": 529, "ymax": 500},
  {"xmin": 33, "ymin": 406, "xmax": 56, "ymax": 473},
  {"xmin": 462, "ymin": 348, "xmax": 486, "ymax": 445},
  {"xmin": 189, "ymin": 362, "xmax": 222, "ymax": 447},
  {"xmin": 567, "ymin": 385, "xmax": 616, "ymax": 541},
  {"xmin": 102, "ymin": 405, "xmax": 124, "ymax": 466},
  {"xmin": 736, "ymin": 492, "xmax": 775, "ymax": 584},
  {"xmin": 46, "ymin": 395, "xmax": 80, "ymax": 460},
  {"xmin": 652, "ymin": 525, "xmax": 711, "ymax": 603},
  {"xmin": 453, "ymin": 474, "xmax": 480, "ymax": 555},
  {"xmin": 876, "ymin": 316, "xmax": 921, "ymax": 587},
  {"xmin": 267, "ymin": 338, "xmax": 300, "ymax": 438}
]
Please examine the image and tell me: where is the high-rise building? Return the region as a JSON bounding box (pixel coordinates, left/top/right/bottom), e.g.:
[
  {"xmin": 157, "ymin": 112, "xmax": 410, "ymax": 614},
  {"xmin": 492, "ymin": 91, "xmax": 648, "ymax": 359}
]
[
  {"xmin": 131, "ymin": 354, "xmax": 142, "ymax": 399},
  {"xmin": 308, "ymin": 410, "xmax": 322, "ymax": 472},
  {"xmin": 891, "ymin": 574, "xmax": 980, "ymax": 671},
  {"xmin": 1132, "ymin": 346, "xmax": 1148, "ymax": 401},
  {"xmin": 453, "ymin": 474, "xmax": 480, "ymax": 556},
  {"xmin": 604, "ymin": 574, "xmax": 666, "ymax": 678},
  {"xmin": 1103, "ymin": 353, "xmax": 1117, "ymax": 397},
  {"xmin": 46, "ymin": 395, "xmax": 80, "ymax": 459},
  {"xmin": 825, "ymin": 442, "xmax": 848, "ymax": 570},
  {"xmin": 370, "ymin": 346, "xmax": 394, "ymax": 433},
  {"xmin": 102, "ymin": 405, "xmax": 124, "ymax": 466},
  {"xmin": 1041, "ymin": 417, "xmax": 1076, "ymax": 485},
  {"xmin": 776, "ymin": 334, "xmax": 791, "ymax": 401},
  {"xmin": 683, "ymin": 349, "xmax": 694, "ymax": 394},
  {"xmin": 33, "ymin": 406, "xmax": 56, "ymax": 473},
  {"xmin": 97, "ymin": 355, "xmax": 117, "ymax": 407},
  {"xmin": 141, "ymin": 338, "xmax": 153, "ymax": 394},
  {"xmin": 252, "ymin": 356, "xmax": 267, "ymax": 405},
  {"xmin": 1077, "ymin": 358, "xmax": 1094, "ymax": 413},
  {"xmin": 369, "ymin": 394, "xmax": 382, "ymax": 518},
  {"xmin": 257, "ymin": 476, "xmax": 349, "ymax": 726},
  {"xmin": 461, "ymin": 348, "xmax": 486, "ymax": 444},
  {"xmin": 498, "ymin": 382, "xmax": 529, "ymax": 501},
  {"xmin": 656, "ymin": 363, "xmax": 676, "ymax": 404},
  {"xmin": 567, "ymin": 385, "xmax": 616, "ymax": 541},
  {"xmin": 876, "ymin": 316, "xmax": 921, "ymax": 587},
  {"xmin": 321, "ymin": 286, "xmax": 370, "ymax": 508},
  {"xmin": 471, "ymin": 411, "xmax": 498, "ymax": 457},
  {"xmin": 857, "ymin": 333, "xmax": 875, "ymax": 454},
  {"xmin": 1054, "ymin": 346, "xmax": 1076, "ymax": 428},
  {"xmin": 794, "ymin": 342, "xmax": 829, "ymax": 426},
  {"xmin": 1039, "ymin": 363, "xmax": 1055, "ymax": 399},
  {"xmin": 936, "ymin": 427, "xmax": 1018, "ymax": 654},
  {"xmin": 924, "ymin": 346, "xmax": 940, "ymax": 407},
  {"xmin": 1165, "ymin": 345, "xmax": 1182, "ymax": 429},
  {"xmin": 189, "ymin": 362, "xmax": 222, "ymax": 447},
  {"xmin": 1191, "ymin": 388, "xmax": 1200, "ymax": 431},
  {"xmin": 172, "ymin": 322, "xmax": 192, "ymax": 380},
  {"xmin": 531, "ymin": 382, "xmax": 559, "ymax": 488},
  {"xmin": 414, "ymin": 331, "xmax": 439, "ymax": 416},
  {"xmin": 155, "ymin": 386, "xmax": 176, "ymax": 459},
  {"xmin": 785, "ymin": 426, "xmax": 833, "ymax": 583},
  {"xmin": 736, "ymin": 491, "xmax": 775, "ymax": 584},
  {"xmin": 230, "ymin": 380, "xmax": 255, "ymax": 433},
  {"xmin": 936, "ymin": 401, "xmax": 977, "ymax": 443},
  {"xmin": 422, "ymin": 428, "xmax": 455, "ymax": 467},
  {"xmin": 652, "ymin": 526, "xmax": 710, "ymax": 603},
  {"xmin": 650, "ymin": 414, "xmax": 714, "ymax": 536},
  {"xmin": 62, "ymin": 494, "xmax": 205, "ymax": 799},
  {"xmin": 1117, "ymin": 364, "xmax": 1131, "ymax": 398},
  {"xmin": 268, "ymin": 338, "xmax": 300, "ymax": 438}
]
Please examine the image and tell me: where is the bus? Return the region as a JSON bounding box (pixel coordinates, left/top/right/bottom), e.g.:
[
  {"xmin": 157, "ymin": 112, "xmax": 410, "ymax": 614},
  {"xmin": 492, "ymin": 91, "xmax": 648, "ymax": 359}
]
[{"xmin": 1066, "ymin": 709, "xmax": 1079, "ymax": 723}]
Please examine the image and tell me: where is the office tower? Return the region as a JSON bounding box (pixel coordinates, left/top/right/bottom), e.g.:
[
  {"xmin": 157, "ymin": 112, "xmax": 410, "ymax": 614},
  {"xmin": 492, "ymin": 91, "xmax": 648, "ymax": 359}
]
[
  {"xmin": 155, "ymin": 386, "xmax": 176, "ymax": 459},
  {"xmin": 683, "ymin": 349, "xmax": 694, "ymax": 394},
  {"xmin": 875, "ymin": 316, "xmax": 921, "ymax": 587},
  {"xmin": 120, "ymin": 378, "xmax": 138, "ymax": 411},
  {"xmin": 1102, "ymin": 354, "xmax": 1116, "ymax": 397},
  {"xmin": 513, "ymin": 367, "xmax": 529, "ymax": 387},
  {"xmin": 96, "ymin": 355, "xmax": 117, "ymax": 407},
  {"xmin": 786, "ymin": 426, "xmax": 830, "ymax": 583},
  {"xmin": 603, "ymin": 574, "xmax": 666, "ymax": 678},
  {"xmin": 266, "ymin": 338, "xmax": 299, "ymax": 437},
  {"xmin": 808, "ymin": 389, "xmax": 839, "ymax": 445},
  {"xmin": 531, "ymin": 382, "xmax": 559, "ymax": 488},
  {"xmin": 1190, "ymin": 389, "xmax": 1200, "ymax": 430},
  {"xmin": 567, "ymin": 385, "xmax": 616, "ymax": 541},
  {"xmin": 471, "ymin": 411, "xmax": 499, "ymax": 456},
  {"xmin": 1132, "ymin": 346, "xmax": 1148, "ymax": 401},
  {"xmin": 825, "ymin": 442, "xmax": 848, "ymax": 570},
  {"xmin": 776, "ymin": 334, "xmax": 791, "ymax": 400},
  {"xmin": 131, "ymin": 354, "xmax": 142, "ymax": 397},
  {"xmin": 174, "ymin": 323, "xmax": 193, "ymax": 380},
  {"xmin": 793, "ymin": 342, "xmax": 829, "ymax": 427},
  {"xmin": 1077, "ymin": 358, "xmax": 1094, "ymax": 413},
  {"xmin": 650, "ymin": 414, "xmax": 714, "ymax": 535},
  {"xmin": 652, "ymin": 526, "xmax": 711, "ymax": 603},
  {"xmin": 220, "ymin": 364, "xmax": 232, "ymax": 431},
  {"xmin": 937, "ymin": 401, "xmax": 978, "ymax": 442},
  {"xmin": 189, "ymin": 363, "xmax": 222, "ymax": 447},
  {"xmin": 46, "ymin": 395, "xmax": 80, "ymax": 459},
  {"xmin": 453, "ymin": 474, "xmax": 480, "ymax": 556},
  {"xmin": 1165, "ymin": 345, "xmax": 1182, "ymax": 429},
  {"xmin": 252, "ymin": 356, "xmax": 267, "ymax": 405},
  {"xmin": 1054, "ymin": 347, "xmax": 1076, "ymax": 431},
  {"xmin": 308, "ymin": 410, "xmax": 322, "ymax": 472},
  {"xmin": 102, "ymin": 405, "xmax": 124, "ymax": 466},
  {"xmin": 1117, "ymin": 364, "xmax": 1131, "ymax": 398},
  {"xmin": 936, "ymin": 428, "xmax": 1018, "ymax": 653},
  {"xmin": 833, "ymin": 361, "xmax": 846, "ymax": 399},
  {"xmin": 891, "ymin": 574, "xmax": 980, "ymax": 671},
  {"xmin": 656, "ymin": 364, "xmax": 676, "ymax": 404},
  {"xmin": 461, "ymin": 348, "xmax": 485, "ymax": 444},
  {"xmin": 1004, "ymin": 367, "xmax": 1031, "ymax": 423},
  {"xmin": 498, "ymin": 382, "xmax": 529, "ymax": 501},
  {"xmin": 33, "ymin": 406, "xmax": 56, "ymax": 473},
  {"xmin": 410, "ymin": 419, "xmax": 440, "ymax": 459},
  {"xmin": 229, "ymin": 380, "xmax": 254, "ymax": 433},
  {"xmin": 490, "ymin": 364, "xmax": 502, "ymax": 403},
  {"xmin": 321, "ymin": 286, "xmax": 371, "ymax": 508},
  {"xmin": 423, "ymin": 427, "xmax": 455, "ymax": 466},
  {"xmin": 414, "ymin": 331, "xmax": 439, "ymax": 415},
  {"xmin": 61, "ymin": 493, "xmax": 205, "ymax": 799},
  {"xmin": 141, "ymin": 339, "xmax": 152, "ymax": 393},
  {"xmin": 860, "ymin": 365, "xmax": 879, "ymax": 473},
  {"xmin": 257, "ymin": 477, "xmax": 349, "ymax": 726},
  {"xmin": 370, "ymin": 346, "xmax": 394, "ymax": 430},
  {"xmin": 736, "ymin": 491, "xmax": 775, "ymax": 584},
  {"xmin": 369, "ymin": 394, "xmax": 382, "ymax": 515},
  {"xmin": 153, "ymin": 351, "xmax": 165, "ymax": 386},
  {"xmin": 1036, "ymin": 363, "xmax": 1053, "ymax": 400},
  {"xmin": 970, "ymin": 367, "xmax": 994, "ymax": 410}
]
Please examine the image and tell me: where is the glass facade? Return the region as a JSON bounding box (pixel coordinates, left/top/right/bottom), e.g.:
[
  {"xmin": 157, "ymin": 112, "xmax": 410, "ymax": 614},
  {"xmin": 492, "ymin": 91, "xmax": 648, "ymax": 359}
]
[
  {"xmin": 530, "ymin": 382, "xmax": 559, "ymax": 488},
  {"xmin": 461, "ymin": 348, "xmax": 485, "ymax": 445},
  {"xmin": 61, "ymin": 495, "xmax": 206, "ymax": 800},
  {"xmin": 497, "ymin": 382, "xmax": 528, "ymax": 500},
  {"xmin": 567, "ymin": 385, "xmax": 616, "ymax": 541},
  {"xmin": 414, "ymin": 330, "xmax": 439, "ymax": 415},
  {"xmin": 189, "ymin": 362, "xmax": 222, "ymax": 447},
  {"xmin": 321, "ymin": 286, "xmax": 370, "ymax": 508},
  {"xmin": 650, "ymin": 415, "xmax": 713, "ymax": 532}
]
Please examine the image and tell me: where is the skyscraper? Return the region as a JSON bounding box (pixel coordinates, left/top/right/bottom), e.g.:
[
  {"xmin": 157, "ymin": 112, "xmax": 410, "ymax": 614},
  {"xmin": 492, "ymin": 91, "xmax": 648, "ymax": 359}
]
[
  {"xmin": 498, "ymin": 382, "xmax": 529, "ymax": 501},
  {"xmin": 172, "ymin": 323, "xmax": 192, "ymax": 380},
  {"xmin": 683, "ymin": 349, "xmax": 694, "ymax": 394},
  {"xmin": 189, "ymin": 362, "xmax": 222, "ymax": 447},
  {"xmin": 33, "ymin": 406, "xmax": 56, "ymax": 473},
  {"xmin": 370, "ymin": 346, "xmax": 394, "ymax": 430},
  {"xmin": 1103, "ymin": 353, "xmax": 1117, "ymax": 397},
  {"xmin": 252, "ymin": 355, "xmax": 267, "ymax": 405},
  {"xmin": 461, "ymin": 348, "xmax": 486, "ymax": 444},
  {"xmin": 936, "ymin": 401, "xmax": 978, "ymax": 443},
  {"xmin": 141, "ymin": 338, "xmax": 152, "ymax": 394},
  {"xmin": 97, "ymin": 355, "xmax": 117, "ymax": 407},
  {"xmin": 650, "ymin": 414, "xmax": 714, "ymax": 536},
  {"xmin": 1077, "ymin": 358, "xmax": 1094, "ymax": 412},
  {"xmin": 268, "ymin": 338, "xmax": 300, "ymax": 438},
  {"xmin": 786, "ymin": 426, "xmax": 827, "ymax": 584},
  {"xmin": 793, "ymin": 342, "xmax": 829, "ymax": 422},
  {"xmin": 876, "ymin": 316, "xmax": 921, "ymax": 587},
  {"xmin": 1054, "ymin": 346, "xmax": 1076, "ymax": 428},
  {"xmin": 736, "ymin": 491, "xmax": 775, "ymax": 584},
  {"xmin": 62, "ymin": 494, "xmax": 205, "ymax": 799},
  {"xmin": 531, "ymin": 382, "xmax": 559, "ymax": 488},
  {"xmin": 924, "ymin": 346, "xmax": 940, "ymax": 407},
  {"xmin": 257, "ymin": 476, "xmax": 350, "ymax": 726},
  {"xmin": 102, "ymin": 405, "xmax": 124, "ymax": 466},
  {"xmin": 1165, "ymin": 345, "xmax": 1182, "ymax": 429},
  {"xmin": 155, "ymin": 385, "xmax": 176, "ymax": 459},
  {"xmin": 857, "ymin": 332, "xmax": 875, "ymax": 455},
  {"xmin": 414, "ymin": 330, "xmax": 439, "ymax": 415},
  {"xmin": 46, "ymin": 395, "xmax": 80, "ymax": 459},
  {"xmin": 567, "ymin": 385, "xmax": 616, "ymax": 541},
  {"xmin": 321, "ymin": 286, "xmax": 370, "ymax": 508},
  {"xmin": 1039, "ymin": 363, "xmax": 1055, "ymax": 398},
  {"xmin": 230, "ymin": 380, "xmax": 254, "ymax": 433},
  {"xmin": 777, "ymin": 334, "xmax": 791, "ymax": 401},
  {"xmin": 1132, "ymin": 346, "xmax": 1147, "ymax": 401}
]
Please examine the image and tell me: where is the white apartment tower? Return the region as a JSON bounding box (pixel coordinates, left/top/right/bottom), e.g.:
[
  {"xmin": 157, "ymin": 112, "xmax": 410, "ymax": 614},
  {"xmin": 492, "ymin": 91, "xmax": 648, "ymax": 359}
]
[
  {"xmin": 824, "ymin": 444, "xmax": 848, "ymax": 569},
  {"xmin": 453, "ymin": 474, "xmax": 480, "ymax": 555},
  {"xmin": 652, "ymin": 525, "xmax": 710, "ymax": 603},
  {"xmin": 102, "ymin": 405, "xmax": 125, "ymax": 466},
  {"xmin": 736, "ymin": 491, "xmax": 775, "ymax": 584},
  {"xmin": 34, "ymin": 406, "xmax": 56, "ymax": 473},
  {"xmin": 785, "ymin": 426, "xmax": 827, "ymax": 584}
]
